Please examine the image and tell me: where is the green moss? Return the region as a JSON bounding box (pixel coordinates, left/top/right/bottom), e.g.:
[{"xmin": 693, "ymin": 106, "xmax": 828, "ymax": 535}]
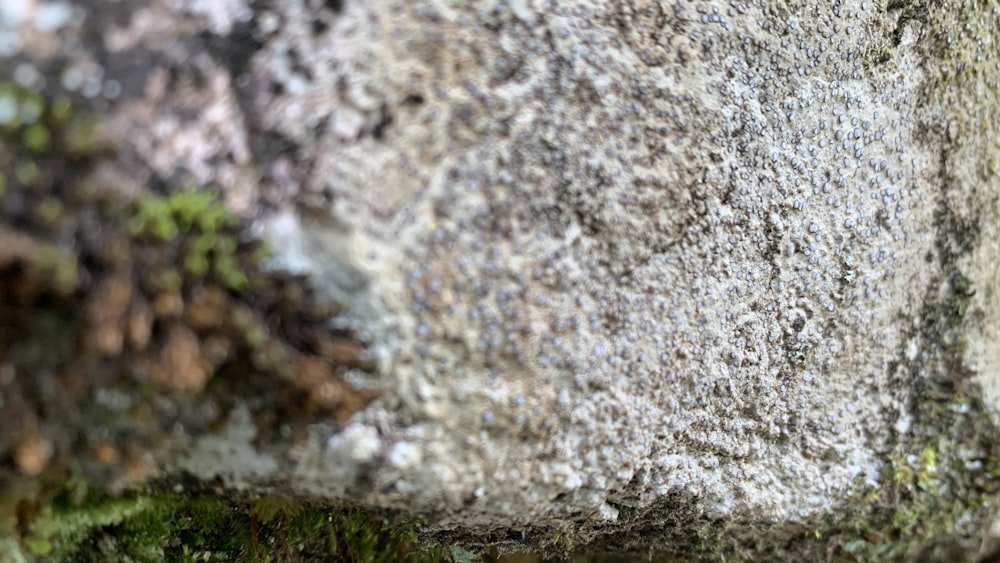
[
  {"xmin": 48, "ymin": 96, "xmax": 73, "ymax": 125},
  {"xmin": 27, "ymin": 493, "xmax": 156, "ymax": 559},
  {"xmin": 129, "ymin": 189, "xmax": 251, "ymax": 292},
  {"xmin": 33, "ymin": 244, "xmax": 79, "ymax": 295},
  {"xmin": 0, "ymin": 81, "xmax": 95, "ymax": 159},
  {"xmin": 800, "ymin": 386, "xmax": 1000, "ymax": 562},
  {"xmin": 888, "ymin": 444, "xmax": 940, "ymax": 492},
  {"xmin": 22, "ymin": 124, "xmax": 50, "ymax": 153},
  {"xmin": 34, "ymin": 197, "xmax": 63, "ymax": 226},
  {"xmin": 149, "ymin": 267, "xmax": 184, "ymax": 292},
  {"xmin": 0, "ymin": 79, "xmax": 384, "ymax": 561},
  {"xmin": 14, "ymin": 160, "xmax": 39, "ymax": 186},
  {"xmin": 60, "ymin": 112, "xmax": 99, "ymax": 155},
  {"xmin": 4, "ymin": 487, "xmax": 461, "ymax": 563}
]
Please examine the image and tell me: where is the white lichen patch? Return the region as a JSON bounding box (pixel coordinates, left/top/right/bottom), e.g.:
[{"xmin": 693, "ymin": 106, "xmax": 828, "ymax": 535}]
[
  {"xmin": 327, "ymin": 423, "xmax": 382, "ymax": 463},
  {"xmin": 178, "ymin": 406, "xmax": 279, "ymax": 489},
  {"xmin": 173, "ymin": 0, "xmax": 251, "ymax": 35},
  {"xmin": 238, "ymin": 0, "xmax": 949, "ymax": 529}
]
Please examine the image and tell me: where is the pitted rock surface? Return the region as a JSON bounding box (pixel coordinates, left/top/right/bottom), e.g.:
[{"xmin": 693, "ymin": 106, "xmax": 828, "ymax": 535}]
[
  {"xmin": 247, "ymin": 0, "xmax": 942, "ymax": 525},
  {"xmin": 7, "ymin": 0, "xmax": 1000, "ymax": 550}
]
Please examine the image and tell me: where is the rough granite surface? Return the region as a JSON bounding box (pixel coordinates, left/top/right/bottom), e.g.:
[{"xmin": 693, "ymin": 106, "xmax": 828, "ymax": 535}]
[{"xmin": 4, "ymin": 0, "xmax": 1000, "ymax": 552}]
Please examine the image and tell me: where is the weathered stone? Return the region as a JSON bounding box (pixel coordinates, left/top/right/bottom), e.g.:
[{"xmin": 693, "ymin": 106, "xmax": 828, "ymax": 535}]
[{"xmin": 4, "ymin": 0, "xmax": 1000, "ymax": 558}]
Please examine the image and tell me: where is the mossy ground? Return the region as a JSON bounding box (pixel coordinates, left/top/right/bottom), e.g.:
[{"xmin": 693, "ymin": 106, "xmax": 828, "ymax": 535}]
[
  {"xmin": 11, "ymin": 486, "xmax": 446, "ymax": 562},
  {"xmin": 4, "ymin": 481, "xmax": 689, "ymax": 562}
]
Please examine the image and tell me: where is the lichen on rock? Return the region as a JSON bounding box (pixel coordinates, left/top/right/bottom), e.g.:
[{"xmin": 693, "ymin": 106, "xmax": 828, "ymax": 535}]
[{"xmin": 4, "ymin": 0, "xmax": 1000, "ymax": 560}]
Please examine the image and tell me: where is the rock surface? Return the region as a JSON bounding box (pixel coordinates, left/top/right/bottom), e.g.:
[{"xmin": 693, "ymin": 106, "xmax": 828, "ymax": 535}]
[{"xmin": 4, "ymin": 0, "xmax": 1000, "ymax": 558}]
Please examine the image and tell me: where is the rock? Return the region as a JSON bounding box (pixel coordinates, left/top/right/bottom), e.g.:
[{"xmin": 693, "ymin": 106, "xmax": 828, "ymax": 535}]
[{"xmin": 3, "ymin": 0, "xmax": 1000, "ymax": 559}]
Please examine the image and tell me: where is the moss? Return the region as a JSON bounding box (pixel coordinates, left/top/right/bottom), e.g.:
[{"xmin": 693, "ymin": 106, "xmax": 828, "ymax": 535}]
[
  {"xmin": 548, "ymin": 532, "xmax": 569, "ymax": 556},
  {"xmin": 817, "ymin": 395, "xmax": 998, "ymax": 561},
  {"xmin": 129, "ymin": 189, "xmax": 250, "ymax": 292},
  {"xmin": 3, "ymin": 487, "xmax": 463, "ymax": 563},
  {"xmin": 27, "ymin": 492, "xmax": 156, "ymax": 559},
  {"xmin": 32, "ymin": 244, "xmax": 79, "ymax": 296},
  {"xmin": 33, "ymin": 197, "xmax": 62, "ymax": 226},
  {"xmin": 22, "ymin": 124, "xmax": 50, "ymax": 153},
  {"xmin": 14, "ymin": 160, "xmax": 39, "ymax": 185}
]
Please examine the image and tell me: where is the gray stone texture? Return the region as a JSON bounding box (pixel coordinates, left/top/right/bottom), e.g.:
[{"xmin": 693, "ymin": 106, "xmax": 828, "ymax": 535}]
[{"xmin": 6, "ymin": 0, "xmax": 1000, "ymax": 555}]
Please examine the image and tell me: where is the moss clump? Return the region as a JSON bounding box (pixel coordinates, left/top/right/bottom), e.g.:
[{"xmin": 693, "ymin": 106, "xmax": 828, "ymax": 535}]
[
  {"xmin": 7, "ymin": 486, "xmax": 458, "ymax": 563},
  {"xmin": 129, "ymin": 189, "xmax": 249, "ymax": 292},
  {"xmin": 807, "ymin": 393, "xmax": 999, "ymax": 561}
]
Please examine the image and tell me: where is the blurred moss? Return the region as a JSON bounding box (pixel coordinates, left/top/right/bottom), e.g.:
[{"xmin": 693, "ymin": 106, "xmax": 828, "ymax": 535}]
[{"xmin": 4, "ymin": 487, "xmax": 461, "ymax": 563}]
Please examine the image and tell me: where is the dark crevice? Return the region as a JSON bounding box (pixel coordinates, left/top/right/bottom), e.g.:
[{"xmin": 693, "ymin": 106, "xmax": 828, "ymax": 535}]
[{"xmin": 200, "ymin": 22, "xmax": 265, "ymax": 82}]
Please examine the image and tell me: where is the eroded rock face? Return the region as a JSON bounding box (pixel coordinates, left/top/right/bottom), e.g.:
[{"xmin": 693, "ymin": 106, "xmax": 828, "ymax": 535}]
[{"xmin": 6, "ymin": 0, "xmax": 1000, "ymax": 555}]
